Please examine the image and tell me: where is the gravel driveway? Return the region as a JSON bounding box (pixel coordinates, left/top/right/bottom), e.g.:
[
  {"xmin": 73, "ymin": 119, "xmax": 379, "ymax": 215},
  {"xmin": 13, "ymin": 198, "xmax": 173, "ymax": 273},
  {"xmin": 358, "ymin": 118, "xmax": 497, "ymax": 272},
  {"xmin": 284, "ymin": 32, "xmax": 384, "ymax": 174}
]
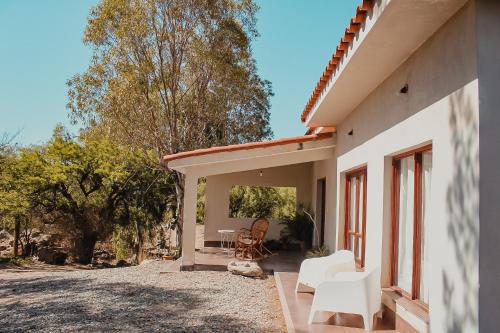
[{"xmin": 0, "ymin": 261, "xmax": 286, "ymax": 332}]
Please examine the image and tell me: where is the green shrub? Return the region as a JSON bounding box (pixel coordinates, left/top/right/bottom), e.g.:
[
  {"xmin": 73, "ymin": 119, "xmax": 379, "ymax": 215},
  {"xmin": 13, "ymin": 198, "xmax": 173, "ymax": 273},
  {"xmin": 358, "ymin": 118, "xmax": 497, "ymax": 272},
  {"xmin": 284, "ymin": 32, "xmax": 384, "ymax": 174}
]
[
  {"xmin": 0, "ymin": 256, "xmax": 32, "ymax": 266},
  {"xmin": 197, "ymin": 179, "xmax": 206, "ymax": 224},
  {"xmin": 280, "ymin": 205, "xmax": 314, "ymax": 249},
  {"xmin": 111, "ymin": 226, "xmax": 134, "ymax": 261},
  {"xmin": 306, "ymin": 245, "xmax": 330, "ymax": 258}
]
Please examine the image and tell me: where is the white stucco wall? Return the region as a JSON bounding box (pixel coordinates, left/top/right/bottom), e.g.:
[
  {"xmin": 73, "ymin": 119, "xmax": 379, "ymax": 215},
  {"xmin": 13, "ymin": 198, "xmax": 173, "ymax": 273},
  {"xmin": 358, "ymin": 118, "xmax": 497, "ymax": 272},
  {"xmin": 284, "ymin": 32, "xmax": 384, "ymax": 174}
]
[
  {"xmin": 329, "ymin": 2, "xmax": 479, "ymax": 332},
  {"xmin": 203, "ymin": 163, "xmax": 313, "ymax": 243},
  {"xmin": 311, "ymin": 158, "xmax": 337, "ymax": 251}
]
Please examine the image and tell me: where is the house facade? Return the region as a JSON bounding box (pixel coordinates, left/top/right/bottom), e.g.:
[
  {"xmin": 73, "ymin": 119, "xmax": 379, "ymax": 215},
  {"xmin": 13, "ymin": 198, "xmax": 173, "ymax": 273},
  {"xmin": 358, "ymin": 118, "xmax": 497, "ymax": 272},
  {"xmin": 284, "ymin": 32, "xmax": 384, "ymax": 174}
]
[{"xmin": 164, "ymin": 0, "xmax": 500, "ymax": 332}]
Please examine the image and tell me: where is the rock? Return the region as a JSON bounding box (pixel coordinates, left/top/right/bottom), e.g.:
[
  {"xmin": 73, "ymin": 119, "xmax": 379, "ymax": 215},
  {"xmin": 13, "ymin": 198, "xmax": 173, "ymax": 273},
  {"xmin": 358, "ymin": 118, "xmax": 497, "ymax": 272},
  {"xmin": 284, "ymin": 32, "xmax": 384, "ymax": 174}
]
[
  {"xmin": 0, "ymin": 230, "xmax": 13, "ymax": 242},
  {"xmin": 0, "ymin": 231, "xmax": 14, "ymax": 254},
  {"xmin": 65, "ymin": 256, "xmax": 74, "ymax": 264},
  {"xmin": 116, "ymin": 259, "xmax": 129, "ymax": 267},
  {"xmin": 31, "ymin": 234, "xmax": 53, "ymax": 247},
  {"xmin": 37, "ymin": 247, "xmax": 67, "ymax": 265},
  {"xmin": 227, "ymin": 260, "xmax": 263, "ymax": 278},
  {"xmin": 97, "ymin": 262, "xmax": 113, "ymax": 268},
  {"xmin": 93, "ymin": 249, "xmax": 114, "ymax": 261},
  {"xmin": 30, "ymin": 228, "xmax": 41, "ymax": 238}
]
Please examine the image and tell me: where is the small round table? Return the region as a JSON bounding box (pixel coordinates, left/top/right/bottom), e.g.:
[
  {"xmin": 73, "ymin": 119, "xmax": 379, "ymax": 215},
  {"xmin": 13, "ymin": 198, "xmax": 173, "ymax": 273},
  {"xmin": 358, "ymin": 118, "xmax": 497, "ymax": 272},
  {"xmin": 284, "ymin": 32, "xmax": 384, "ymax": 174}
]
[{"xmin": 218, "ymin": 229, "xmax": 235, "ymax": 256}]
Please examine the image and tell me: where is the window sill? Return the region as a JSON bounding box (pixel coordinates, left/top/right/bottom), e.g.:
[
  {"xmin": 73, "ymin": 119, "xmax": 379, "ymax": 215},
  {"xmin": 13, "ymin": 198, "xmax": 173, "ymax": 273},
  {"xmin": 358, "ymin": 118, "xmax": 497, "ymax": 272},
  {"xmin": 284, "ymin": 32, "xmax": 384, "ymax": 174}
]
[{"xmin": 382, "ymin": 288, "xmax": 429, "ymax": 324}]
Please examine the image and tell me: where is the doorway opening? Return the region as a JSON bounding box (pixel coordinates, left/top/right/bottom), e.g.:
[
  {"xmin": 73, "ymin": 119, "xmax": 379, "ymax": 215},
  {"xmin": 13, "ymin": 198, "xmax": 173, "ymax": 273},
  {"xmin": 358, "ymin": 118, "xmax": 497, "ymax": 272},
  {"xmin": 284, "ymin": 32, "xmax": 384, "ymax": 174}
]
[{"xmin": 316, "ymin": 178, "xmax": 326, "ymax": 247}]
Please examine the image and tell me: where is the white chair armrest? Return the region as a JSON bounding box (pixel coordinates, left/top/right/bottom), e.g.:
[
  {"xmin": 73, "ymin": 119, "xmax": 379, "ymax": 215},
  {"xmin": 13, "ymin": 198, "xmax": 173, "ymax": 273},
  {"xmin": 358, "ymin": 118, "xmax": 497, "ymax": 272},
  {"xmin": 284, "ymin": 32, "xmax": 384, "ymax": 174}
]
[
  {"xmin": 296, "ymin": 251, "xmax": 356, "ymax": 291},
  {"xmin": 332, "ymin": 271, "xmax": 370, "ymax": 282},
  {"xmin": 317, "ymin": 277, "xmax": 365, "ymax": 292}
]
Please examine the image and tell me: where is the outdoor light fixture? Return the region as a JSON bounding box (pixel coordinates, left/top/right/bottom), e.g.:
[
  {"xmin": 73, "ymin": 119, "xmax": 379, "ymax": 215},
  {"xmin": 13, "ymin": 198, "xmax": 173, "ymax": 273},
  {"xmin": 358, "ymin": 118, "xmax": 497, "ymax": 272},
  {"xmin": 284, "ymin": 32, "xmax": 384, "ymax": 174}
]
[
  {"xmin": 259, "ymin": 170, "xmax": 263, "ymax": 177},
  {"xmin": 399, "ymin": 83, "xmax": 409, "ymax": 94},
  {"xmin": 348, "ymin": 129, "xmax": 354, "ymax": 136}
]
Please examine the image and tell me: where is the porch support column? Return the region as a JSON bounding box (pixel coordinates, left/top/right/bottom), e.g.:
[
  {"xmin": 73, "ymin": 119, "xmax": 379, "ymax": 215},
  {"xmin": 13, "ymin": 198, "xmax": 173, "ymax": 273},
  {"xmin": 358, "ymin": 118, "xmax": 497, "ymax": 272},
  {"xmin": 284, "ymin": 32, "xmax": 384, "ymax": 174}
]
[{"xmin": 181, "ymin": 174, "xmax": 198, "ymax": 270}]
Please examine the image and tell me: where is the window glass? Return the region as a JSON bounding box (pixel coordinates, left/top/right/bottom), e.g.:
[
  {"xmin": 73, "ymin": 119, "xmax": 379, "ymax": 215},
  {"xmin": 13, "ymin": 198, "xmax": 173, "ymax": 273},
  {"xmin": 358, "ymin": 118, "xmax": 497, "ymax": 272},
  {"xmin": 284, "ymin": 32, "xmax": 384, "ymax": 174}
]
[
  {"xmin": 349, "ymin": 179, "xmax": 357, "ymax": 232},
  {"xmin": 397, "ymin": 156, "xmax": 414, "ymax": 293},
  {"xmin": 420, "ymin": 151, "xmax": 432, "ymax": 303},
  {"xmin": 345, "ymin": 169, "xmax": 367, "ymax": 266},
  {"xmin": 358, "ymin": 175, "xmax": 364, "ymax": 234},
  {"xmin": 357, "ymin": 237, "xmax": 363, "ymax": 260}
]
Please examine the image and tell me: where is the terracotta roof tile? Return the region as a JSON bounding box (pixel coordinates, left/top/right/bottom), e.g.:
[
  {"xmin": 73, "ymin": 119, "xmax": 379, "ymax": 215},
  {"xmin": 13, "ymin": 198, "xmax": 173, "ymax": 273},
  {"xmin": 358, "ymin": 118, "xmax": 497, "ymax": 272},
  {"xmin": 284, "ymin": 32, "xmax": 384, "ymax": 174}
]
[{"xmin": 301, "ymin": 0, "xmax": 374, "ymax": 123}]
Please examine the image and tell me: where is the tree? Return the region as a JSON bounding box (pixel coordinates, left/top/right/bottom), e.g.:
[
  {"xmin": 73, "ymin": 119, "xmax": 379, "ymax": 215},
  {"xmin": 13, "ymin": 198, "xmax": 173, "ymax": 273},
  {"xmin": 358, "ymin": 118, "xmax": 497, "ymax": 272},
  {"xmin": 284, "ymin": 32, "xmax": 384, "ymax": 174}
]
[
  {"xmin": 67, "ymin": 0, "xmax": 273, "ymax": 242},
  {"xmin": 16, "ymin": 130, "xmax": 123, "ymax": 263},
  {"xmin": 13, "ymin": 128, "xmax": 171, "ymax": 263},
  {"xmin": 0, "ymin": 131, "xmax": 19, "ymax": 153},
  {"xmin": 117, "ymin": 152, "xmax": 175, "ymax": 262},
  {"xmin": 0, "ymin": 138, "xmax": 33, "ymax": 257},
  {"xmin": 229, "ymin": 185, "xmax": 296, "ymax": 219}
]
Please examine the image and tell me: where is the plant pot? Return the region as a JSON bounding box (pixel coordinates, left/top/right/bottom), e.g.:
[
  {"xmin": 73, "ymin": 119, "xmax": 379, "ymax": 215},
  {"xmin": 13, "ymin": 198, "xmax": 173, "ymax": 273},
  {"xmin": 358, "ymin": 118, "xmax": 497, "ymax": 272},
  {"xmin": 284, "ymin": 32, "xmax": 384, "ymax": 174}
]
[{"xmin": 162, "ymin": 255, "xmax": 174, "ymax": 261}]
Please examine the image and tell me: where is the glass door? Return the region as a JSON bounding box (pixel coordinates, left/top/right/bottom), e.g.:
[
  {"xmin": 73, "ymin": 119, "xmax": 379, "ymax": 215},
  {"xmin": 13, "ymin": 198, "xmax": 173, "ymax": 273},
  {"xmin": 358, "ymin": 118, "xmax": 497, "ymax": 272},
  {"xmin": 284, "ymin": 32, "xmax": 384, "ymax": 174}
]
[{"xmin": 344, "ymin": 167, "xmax": 367, "ymax": 267}]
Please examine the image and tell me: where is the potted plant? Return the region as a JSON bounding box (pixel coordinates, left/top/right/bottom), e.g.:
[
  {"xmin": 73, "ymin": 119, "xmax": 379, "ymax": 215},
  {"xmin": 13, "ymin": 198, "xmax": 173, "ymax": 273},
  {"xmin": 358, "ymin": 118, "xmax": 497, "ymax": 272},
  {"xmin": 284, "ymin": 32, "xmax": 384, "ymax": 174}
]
[{"xmin": 280, "ymin": 205, "xmax": 314, "ymax": 251}]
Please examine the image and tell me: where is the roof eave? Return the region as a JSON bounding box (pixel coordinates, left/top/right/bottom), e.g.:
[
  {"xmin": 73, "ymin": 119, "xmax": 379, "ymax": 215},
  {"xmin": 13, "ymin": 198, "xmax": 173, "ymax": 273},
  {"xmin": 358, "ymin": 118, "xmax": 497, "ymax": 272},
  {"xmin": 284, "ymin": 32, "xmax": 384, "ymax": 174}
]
[
  {"xmin": 303, "ymin": 0, "xmax": 468, "ymax": 127},
  {"xmin": 164, "ymin": 133, "xmax": 336, "ymax": 176}
]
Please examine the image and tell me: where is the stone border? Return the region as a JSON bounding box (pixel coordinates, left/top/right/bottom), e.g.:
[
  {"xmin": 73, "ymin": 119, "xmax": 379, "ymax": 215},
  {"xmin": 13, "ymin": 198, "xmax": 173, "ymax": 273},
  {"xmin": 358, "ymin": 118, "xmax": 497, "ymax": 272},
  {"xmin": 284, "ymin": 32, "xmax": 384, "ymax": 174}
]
[{"xmin": 274, "ymin": 272, "xmax": 295, "ymax": 333}]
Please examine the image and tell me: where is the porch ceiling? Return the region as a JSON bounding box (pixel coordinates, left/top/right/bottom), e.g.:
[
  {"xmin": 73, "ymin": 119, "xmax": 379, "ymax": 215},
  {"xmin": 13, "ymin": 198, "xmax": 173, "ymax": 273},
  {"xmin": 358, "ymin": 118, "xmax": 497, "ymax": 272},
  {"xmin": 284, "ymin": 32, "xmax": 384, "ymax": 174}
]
[{"xmin": 164, "ymin": 134, "xmax": 336, "ymax": 177}]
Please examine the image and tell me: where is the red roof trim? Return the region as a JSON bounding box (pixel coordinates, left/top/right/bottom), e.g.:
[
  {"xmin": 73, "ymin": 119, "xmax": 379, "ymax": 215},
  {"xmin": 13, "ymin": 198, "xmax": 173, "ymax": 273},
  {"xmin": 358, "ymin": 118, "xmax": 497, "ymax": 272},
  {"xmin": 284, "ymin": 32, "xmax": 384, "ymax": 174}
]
[
  {"xmin": 305, "ymin": 127, "xmax": 315, "ymax": 135},
  {"xmin": 163, "ymin": 132, "xmax": 334, "ymax": 164},
  {"xmin": 305, "ymin": 126, "xmax": 337, "ymax": 136},
  {"xmin": 301, "ymin": 0, "xmax": 374, "ymax": 123}
]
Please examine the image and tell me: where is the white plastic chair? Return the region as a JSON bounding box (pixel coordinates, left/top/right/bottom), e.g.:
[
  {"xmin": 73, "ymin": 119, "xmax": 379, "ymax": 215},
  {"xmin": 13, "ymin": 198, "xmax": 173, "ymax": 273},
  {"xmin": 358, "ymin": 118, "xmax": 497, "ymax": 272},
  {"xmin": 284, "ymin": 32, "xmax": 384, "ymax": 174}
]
[
  {"xmin": 307, "ymin": 267, "xmax": 381, "ymax": 330},
  {"xmin": 295, "ymin": 250, "xmax": 356, "ymax": 293}
]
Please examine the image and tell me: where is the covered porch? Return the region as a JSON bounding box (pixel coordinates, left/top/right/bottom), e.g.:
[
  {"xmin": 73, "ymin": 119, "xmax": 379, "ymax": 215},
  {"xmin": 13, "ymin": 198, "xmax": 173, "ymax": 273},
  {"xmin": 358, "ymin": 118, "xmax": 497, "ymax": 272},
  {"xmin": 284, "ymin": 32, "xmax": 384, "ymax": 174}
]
[{"xmin": 163, "ymin": 131, "xmax": 336, "ymax": 270}]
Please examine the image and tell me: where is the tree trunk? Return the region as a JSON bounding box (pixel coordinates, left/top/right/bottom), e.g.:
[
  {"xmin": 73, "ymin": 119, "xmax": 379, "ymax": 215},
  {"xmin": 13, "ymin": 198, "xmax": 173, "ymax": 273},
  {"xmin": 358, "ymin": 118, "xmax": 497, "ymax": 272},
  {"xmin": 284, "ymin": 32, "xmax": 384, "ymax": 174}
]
[
  {"xmin": 133, "ymin": 219, "xmax": 144, "ymax": 264},
  {"xmin": 22, "ymin": 229, "xmax": 35, "ymax": 257},
  {"xmin": 74, "ymin": 231, "xmax": 98, "ymax": 264},
  {"xmin": 13, "ymin": 216, "xmax": 20, "ymax": 257}
]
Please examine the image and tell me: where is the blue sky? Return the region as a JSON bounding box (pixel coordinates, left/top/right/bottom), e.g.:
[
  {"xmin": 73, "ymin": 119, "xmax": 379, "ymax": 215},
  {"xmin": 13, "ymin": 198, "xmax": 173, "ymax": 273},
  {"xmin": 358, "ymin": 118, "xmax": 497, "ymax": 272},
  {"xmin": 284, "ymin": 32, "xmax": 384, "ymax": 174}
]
[{"xmin": 0, "ymin": 0, "xmax": 358, "ymax": 146}]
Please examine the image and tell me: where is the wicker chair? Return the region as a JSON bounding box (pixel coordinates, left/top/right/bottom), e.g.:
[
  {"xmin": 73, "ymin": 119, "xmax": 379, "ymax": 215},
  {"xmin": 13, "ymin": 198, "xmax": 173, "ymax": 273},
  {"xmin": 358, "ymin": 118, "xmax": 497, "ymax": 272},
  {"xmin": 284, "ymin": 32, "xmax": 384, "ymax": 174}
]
[{"xmin": 234, "ymin": 217, "xmax": 271, "ymax": 260}]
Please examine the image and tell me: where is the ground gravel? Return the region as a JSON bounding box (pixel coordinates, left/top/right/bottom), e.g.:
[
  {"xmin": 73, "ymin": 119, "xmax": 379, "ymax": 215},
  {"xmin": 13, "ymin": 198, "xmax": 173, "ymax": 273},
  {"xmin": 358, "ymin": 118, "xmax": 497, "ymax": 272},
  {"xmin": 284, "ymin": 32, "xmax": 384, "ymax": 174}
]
[{"xmin": 0, "ymin": 260, "xmax": 286, "ymax": 332}]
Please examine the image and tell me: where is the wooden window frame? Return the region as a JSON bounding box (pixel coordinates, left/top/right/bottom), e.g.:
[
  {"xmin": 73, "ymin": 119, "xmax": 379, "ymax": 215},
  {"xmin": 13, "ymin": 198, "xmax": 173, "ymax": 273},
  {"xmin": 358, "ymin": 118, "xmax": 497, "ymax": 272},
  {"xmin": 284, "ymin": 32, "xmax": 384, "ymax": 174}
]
[
  {"xmin": 390, "ymin": 144, "xmax": 432, "ymax": 309},
  {"xmin": 344, "ymin": 166, "xmax": 367, "ymax": 267}
]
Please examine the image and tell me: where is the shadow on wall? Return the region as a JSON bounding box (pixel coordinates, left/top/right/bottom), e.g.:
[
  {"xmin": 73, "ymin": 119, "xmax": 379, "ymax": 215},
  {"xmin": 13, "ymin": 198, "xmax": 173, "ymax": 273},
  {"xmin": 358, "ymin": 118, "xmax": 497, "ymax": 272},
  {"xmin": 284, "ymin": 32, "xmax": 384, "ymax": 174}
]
[{"xmin": 443, "ymin": 89, "xmax": 479, "ymax": 332}]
